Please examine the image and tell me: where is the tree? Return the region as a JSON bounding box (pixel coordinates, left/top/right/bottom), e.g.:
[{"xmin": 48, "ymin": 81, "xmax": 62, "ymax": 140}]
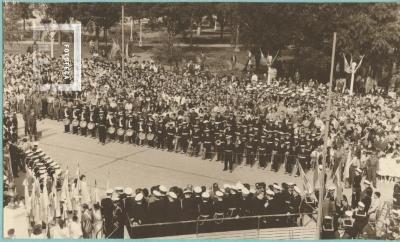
[
  {"xmin": 148, "ymin": 4, "xmax": 191, "ymax": 64},
  {"xmin": 45, "ymin": 4, "xmax": 75, "ymax": 45}
]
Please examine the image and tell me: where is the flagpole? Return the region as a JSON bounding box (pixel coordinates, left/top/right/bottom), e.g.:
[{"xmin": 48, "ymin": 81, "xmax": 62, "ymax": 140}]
[{"xmin": 317, "ymin": 32, "xmax": 336, "ymax": 239}]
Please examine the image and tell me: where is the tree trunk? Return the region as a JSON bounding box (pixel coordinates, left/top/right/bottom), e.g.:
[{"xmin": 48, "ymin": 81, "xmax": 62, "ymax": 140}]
[
  {"xmin": 104, "ymin": 28, "xmax": 108, "ymax": 48},
  {"xmin": 95, "ymin": 26, "xmax": 100, "ymax": 52},
  {"xmin": 189, "ymin": 15, "xmax": 193, "ymax": 47},
  {"xmin": 58, "ymin": 30, "xmax": 62, "ymax": 45},
  {"xmin": 220, "ymin": 19, "xmax": 224, "ymax": 39}
]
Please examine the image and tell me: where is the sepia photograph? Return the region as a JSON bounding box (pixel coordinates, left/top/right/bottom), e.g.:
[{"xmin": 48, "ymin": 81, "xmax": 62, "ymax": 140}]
[{"xmin": 2, "ymin": 1, "xmax": 400, "ymax": 240}]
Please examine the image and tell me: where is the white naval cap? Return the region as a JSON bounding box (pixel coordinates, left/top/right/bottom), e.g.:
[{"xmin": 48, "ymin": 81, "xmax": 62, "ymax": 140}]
[
  {"xmin": 159, "ymin": 185, "xmax": 168, "ymax": 193},
  {"xmin": 168, "ymin": 192, "xmax": 177, "ymax": 199},
  {"xmin": 201, "ymin": 192, "xmax": 210, "ymax": 199},
  {"xmin": 124, "ymin": 187, "xmax": 133, "ymax": 196},
  {"xmin": 135, "ymin": 193, "xmax": 143, "ymax": 201}
]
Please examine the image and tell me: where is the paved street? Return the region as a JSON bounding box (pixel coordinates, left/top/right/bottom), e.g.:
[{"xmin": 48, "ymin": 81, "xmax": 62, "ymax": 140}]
[{"xmin": 17, "ymin": 115, "xmax": 395, "ymax": 201}]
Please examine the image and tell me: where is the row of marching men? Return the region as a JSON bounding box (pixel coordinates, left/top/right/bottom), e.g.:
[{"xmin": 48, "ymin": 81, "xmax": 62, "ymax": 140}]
[
  {"xmin": 19, "ymin": 142, "xmax": 62, "ymax": 188},
  {"xmin": 100, "ymin": 182, "xmax": 318, "ymax": 238},
  {"xmin": 63, "ymin": 104, "xmax": 321, "ymax": 173}
]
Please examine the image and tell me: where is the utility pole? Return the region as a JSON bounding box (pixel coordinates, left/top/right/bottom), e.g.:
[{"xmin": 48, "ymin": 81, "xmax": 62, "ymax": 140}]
[
  {"xmin": 317, "ymin": 32, "xmax": 336, "ymax": 239},
  {"xmin": 121, "ymin": 4, "xmax": 125, "ymax": 78}
]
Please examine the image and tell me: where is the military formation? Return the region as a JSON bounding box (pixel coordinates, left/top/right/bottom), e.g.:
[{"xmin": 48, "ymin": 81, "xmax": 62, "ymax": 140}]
[{"xmin": 62, "ymin": 100, "xmax": 322, "ymax": 173}]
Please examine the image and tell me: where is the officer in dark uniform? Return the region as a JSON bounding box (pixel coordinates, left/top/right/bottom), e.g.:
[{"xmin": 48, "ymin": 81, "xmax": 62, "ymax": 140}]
[
  {"xmin": 199, "ymin": 192, "xmax": 214, "ymax": 221},
  {"xmin": 238, "ymin": 188, "xmax": 252, "ymax": 217},
  {"xmin": 126, "ymin": 193, "xmax": 146, "ymax": 238},
  {"xmin": 155, "ymin": 119, "xmax": 165, "ymax": 149},
  {"xmin": 203, "ymin": 129, "xmax": 212, "ymax": 160},
  {"xmin": 353, "ymin": 201, "xmax": 368, "ymax": 238},
  {"xmin": 101, "ymin": 190, "xmax": 114, "ymax": 238},
  {"xmin": 296, "ymin": 145, "xmax": 308, "ymax": 177},
  {"xmin": 63, "ymin": 104, "xmax": 71, "ymax": 133},
  {"xmin": 181, "ymin": 122, "xmax": 190, "ymax": 153},
  {"xmin": 110, "ymin": 195, "xmax": 124, "ymax": 238},
  {"xmin": 166, "ymin": 122, "xmax": 175, "ymax": 151},
  {"xmin": 223, "ymin": 135, "xmax": 235, "ymax": 172},
  {"xmin": 215, "ymin": 130, "xmax": 225, "ymax": 161},
  {"xmin": 234, "ymin": 132, "xmax": 244, "ymax": 165},
  {"xmin": 98, "ymin": 111, "xmax": 107, "ymax": 145},
  {"xmin": 28, "ymin": 109, "xmax": 38, "ymax": 141},
  {"xmin": 271, "ymin": 138, "xmax": 280, "ymax": 171},
  {"xmin": 126, "ymin": 114, "xmax": 135, "ymax": 144},
  {"xmin": 107, "ymin": 112, "xmax": 117, "ymax": 141},
  {"xmin": 246, "ymin": 134, "xmax": 256, "ymax": 166},
  {"xmin": 191, "ymin": 125, "xmax": 201, "ymax": 156},
  {"xmin": 213, "ymin": 190, "xmax": 227, "ymax": 218},
  {"xmin": 71, "ymin": 105, "xmax": 80, "ymax": 134},
  {"xmin": 181, "ymin": 188, "xmax": 198, "ymax": 220},
  {"xmin": 352, "ymin": 168, "xmax": 362, "ymax": 209},
  {"xmin": 80, "ymin": 106, "xmax": 89, "ymax": 136},
  {"xmin": 258, "ymin": 136, "xmax": 267, "ymax": 169},
  {"xmin": 117, "ymin": 111, "xmax": 125, "ymax": 143},
  {"xmin": 286, "ymin": 142, "xmax": 298, "ymax": 175}
]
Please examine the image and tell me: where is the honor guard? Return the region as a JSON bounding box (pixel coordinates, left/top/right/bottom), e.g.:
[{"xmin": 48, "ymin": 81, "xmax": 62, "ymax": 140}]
[
  {"xmin": 166, "ymin": 122, "xmax": 175, "ymax": 151},
  {"xmin": 246, "ymin": 134, "xmax": 256, "ymax": 166},
  {"xmin": 258, "ymin": 136, "xmax": 267, "ymax": 169},
  {"xmin": 202, "ymin": 129, "xmax": 212, "ymax": 160},
  {"xmin": 215, "ymin": 132, "xmax": 225, "ymax": 162},
  {"xmin": 181, "ymin": 122, "xmax": 190, "ymax": 153},
  {"xmin": 107, "ymin": 112, "xmax": 116, "ymax": 141},
  {"xmin": 223, "ymin": 135, "xmax": 235, "ymax": 172},
  {"xmin": 98, "ymin": 111, "xmax": 107, "ymax": 145},
  {"xmin": 156, "ymin": 119, "xmax": 165, "ymax": 149},
  {"xmin": 71, "ymin": 105, "xmax": 80, "ymax": 135},
  {"xmin": 117, "ymin": 111, "xmax": 125, "ymax": 143},
  {"xmin": 80, "ymin": 106, "xmax": 89, "ymax": 136},
  {"xmin": 191, "ymin": 125, "xmax": 201, "ymax": 156}
]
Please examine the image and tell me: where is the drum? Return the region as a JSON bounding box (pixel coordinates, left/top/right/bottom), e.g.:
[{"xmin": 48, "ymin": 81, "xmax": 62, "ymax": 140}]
[
  {"xmin": 147, "ymin": 133, "xmax": 155, "ymax": 141},
  {"xmin": 63, "ymin": 119, "xmax": 71, "ymax": 125},
  {"xmin": 80, "ymin": 121, "xmax": 87, "ymax": 128},
  {"xmin": 139, "ymin": 132, "xmax": 146, "ymax": 140},
  {"xmin": 126, "ymin": 129, "xmax": 134, "ymax": 137},
  {"xmin": 88, "ymin": 122, "xmax": 95, "ymax": 130},
  {"xmin": 117, "ymin": 128, "xmax": 125, "ymax": 136},
  {"xmin": 72, "ymin": 119, "xmax": 79, "ymax": 127},
  {"xmin": 108, "ymin": 127, "xmax": 116, "ymax": 134}
]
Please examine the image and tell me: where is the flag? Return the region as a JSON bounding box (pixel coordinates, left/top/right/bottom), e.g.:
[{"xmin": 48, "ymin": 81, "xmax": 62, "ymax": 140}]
[
  {"xmin": 41, "ymin": 176, "xmax": 49, "ymax": 224},
  {"xmin": 23, "ymin": 178, "xmax": 32, "ymax": 215},
  {"xmin": 61, "ymin": 168, "xmax": 73, "ymax": 211},
  {"xmin": 333, "ymin": 161, "xmax": 343, "ymax": 200},
  {"xmin": 343, "ymin": 149, "xmax": 352, "ymax": 181},
  {"xmin": 343, "ymin": 54, "xmax": 352, "ymax": 74},
  {"xmin": 52, "ymin": 177, "xmax": 61, "ymax": 218},
  {"xmin": 260, "ymin": 49, "xmax": 267, "ymax": 66},
  {"xmin": 32, "ymin": 178, "xmax": 42, "ymax": 225},
  {"xmin": 297, "ymin": 160, "xmax": 313, "ymax": 195}
]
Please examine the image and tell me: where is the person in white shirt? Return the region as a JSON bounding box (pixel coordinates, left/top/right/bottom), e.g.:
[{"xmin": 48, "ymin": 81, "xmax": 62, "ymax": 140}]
[
  {"xmin": 69, "ymin": 215, "xmax": 83, "ymax": 239},
  {"xmin": 52, "ymin": 219, "xmax": 70, "ymax": 239},
  {"xmin": 368, "ymin": 191, "xmax": 382, "ymax": 220}
]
